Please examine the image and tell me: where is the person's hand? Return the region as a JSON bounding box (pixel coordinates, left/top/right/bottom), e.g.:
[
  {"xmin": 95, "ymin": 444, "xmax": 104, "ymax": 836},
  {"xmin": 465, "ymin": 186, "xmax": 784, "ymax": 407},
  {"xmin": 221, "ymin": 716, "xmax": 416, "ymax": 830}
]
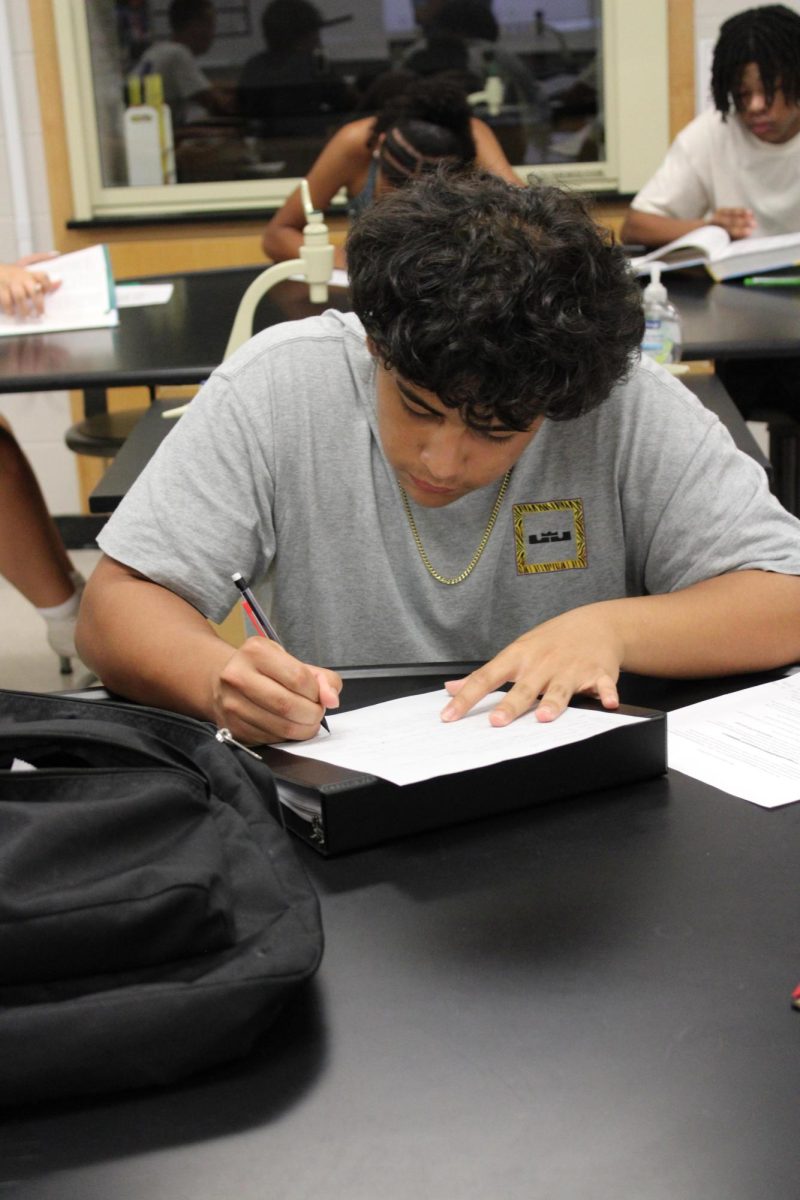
[
  {"xmin": 708, "ymin": 208, "xmax": 756, "ymax": 240},
  {"xmin": 440, "ymin": 607, "xmax": 623, "ymax": 727},
  {"xmin": 210, "ymin": 636, "xmax": 342, "ymax": 744},
  {"xmin": 0, "ymin": 257, "xmax": 60, "ymax": 317}
]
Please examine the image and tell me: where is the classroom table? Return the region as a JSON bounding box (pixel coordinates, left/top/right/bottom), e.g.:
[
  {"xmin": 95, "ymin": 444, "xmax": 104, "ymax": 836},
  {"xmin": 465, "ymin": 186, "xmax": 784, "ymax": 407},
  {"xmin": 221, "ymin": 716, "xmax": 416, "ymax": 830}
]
[
  {"xmin": 0, "ymin": 271, "xmax": 336, "ymax": 401},
  {"xmin": 667, "ymin": 269, "xmax": 800, "ymax": 361},
  {"xmin": 2, "ymin": 668, "xmax": 798, "ymax": 1200},
  {"xmin": 1, "ymin": 266, "xmax": 798, "ymax": 400}
]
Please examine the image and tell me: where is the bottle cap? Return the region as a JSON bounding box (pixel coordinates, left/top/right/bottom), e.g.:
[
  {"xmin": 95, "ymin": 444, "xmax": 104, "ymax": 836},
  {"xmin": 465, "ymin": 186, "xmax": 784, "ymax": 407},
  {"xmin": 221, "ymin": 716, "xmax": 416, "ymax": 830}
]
[{"xmin": 643, "ymin": 261, "xmax": 668, "ymax": 303}]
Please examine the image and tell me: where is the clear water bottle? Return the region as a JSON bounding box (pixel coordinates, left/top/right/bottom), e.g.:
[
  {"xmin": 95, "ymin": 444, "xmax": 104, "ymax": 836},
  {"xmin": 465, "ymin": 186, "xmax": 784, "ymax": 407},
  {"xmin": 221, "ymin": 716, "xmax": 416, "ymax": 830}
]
[{"xmin": 641, "ymin": 262, "xmax": 683, "ymax": 364}]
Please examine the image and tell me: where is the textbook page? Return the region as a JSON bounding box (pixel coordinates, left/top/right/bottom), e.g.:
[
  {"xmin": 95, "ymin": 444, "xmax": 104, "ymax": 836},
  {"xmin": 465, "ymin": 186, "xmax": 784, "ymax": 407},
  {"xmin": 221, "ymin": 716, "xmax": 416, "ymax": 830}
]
[
  {"xmin": 708, "ymin": 229, "xmax": 800, "ymax": 280},
  {"xmin": 0, "ymin": 245, "xmax": 118, "ymax": 337},
  {"xmin": 667, "ymin": 672, "xmax": 800, "ymax": 807},
  {"xmin": 628, "ymin": 225, "xmax": 730, "ymax": 275},
  {"xmin": 273, "ymin": 689, "xmax": 645, "ymax": 787}
]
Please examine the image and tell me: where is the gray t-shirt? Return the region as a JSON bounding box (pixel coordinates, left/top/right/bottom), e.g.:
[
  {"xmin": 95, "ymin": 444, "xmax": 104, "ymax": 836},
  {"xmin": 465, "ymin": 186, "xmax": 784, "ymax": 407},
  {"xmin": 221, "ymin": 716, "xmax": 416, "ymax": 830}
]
[{"xmin": 98, "ymin": 311, "xmax": 800, "ymax": 666}]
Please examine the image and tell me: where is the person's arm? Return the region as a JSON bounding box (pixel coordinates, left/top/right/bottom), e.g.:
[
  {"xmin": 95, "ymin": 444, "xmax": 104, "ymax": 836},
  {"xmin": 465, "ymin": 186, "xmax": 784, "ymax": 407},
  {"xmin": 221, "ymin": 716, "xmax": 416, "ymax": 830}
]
[
  {"xmin": 262, "ymin": 120, "xmax": 373, "ymax": 266},
  {"xmin": 440, "ymin": 570, "xmax": 800, "ymax": 726},
  {"xmin": 192, "ymin": 83, "xmax": 235, "ymax": 116},
  {"xmin": 620, "ymin": 206, "xmax": 756, "ymax": 248},
  {"xmin": 470, "ymin": 117, "xmax": 523, "ymax": 184},
  {"xmin": 0, "ymin": 256, "xmax": 60, "ymax": 317},
  {"xmin": 77, "ymin": 555, "xmax": 341, "ymax": 744}
]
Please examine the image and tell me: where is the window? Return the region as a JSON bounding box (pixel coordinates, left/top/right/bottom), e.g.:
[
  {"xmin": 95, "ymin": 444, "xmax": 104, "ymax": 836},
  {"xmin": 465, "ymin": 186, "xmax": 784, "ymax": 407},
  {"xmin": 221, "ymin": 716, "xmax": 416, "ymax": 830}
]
[{"xmin": 52, "ymin": 0, "xmax": 669, "ymax": 220}]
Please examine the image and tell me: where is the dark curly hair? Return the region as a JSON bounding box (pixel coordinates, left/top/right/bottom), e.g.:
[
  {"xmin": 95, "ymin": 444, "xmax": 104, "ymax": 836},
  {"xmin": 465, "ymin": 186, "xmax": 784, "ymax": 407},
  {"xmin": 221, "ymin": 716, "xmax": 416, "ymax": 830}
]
[
  {"xmin": 712, "ymin": 4, "xmax": 800, "ymax": 114},
  {"xmin": 347, "ymin": 171, "xmax": 644, "ymax": 428}
]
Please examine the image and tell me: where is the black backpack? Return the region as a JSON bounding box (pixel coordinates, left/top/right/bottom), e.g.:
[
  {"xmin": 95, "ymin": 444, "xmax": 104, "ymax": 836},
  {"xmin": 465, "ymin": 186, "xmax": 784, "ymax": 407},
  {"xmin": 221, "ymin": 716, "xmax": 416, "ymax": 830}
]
[{"xmin": 0, "ymin": 688, "xmax": 323, "ymax": 1105}]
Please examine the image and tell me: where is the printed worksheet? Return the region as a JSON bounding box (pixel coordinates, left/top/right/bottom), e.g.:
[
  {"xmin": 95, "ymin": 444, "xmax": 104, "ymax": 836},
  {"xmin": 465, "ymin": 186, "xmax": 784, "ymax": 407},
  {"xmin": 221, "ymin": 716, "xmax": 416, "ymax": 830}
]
[
  {"xmin": 273, "ymin": 689, "xmax": 645, "ymax": 787},
  {"xmin": 667, "ymin": 672, "xmax": 800, "ymax": 806},
  {"xmin": 0, "ymin": 245, "xmax": 117, "ymax": 336}
]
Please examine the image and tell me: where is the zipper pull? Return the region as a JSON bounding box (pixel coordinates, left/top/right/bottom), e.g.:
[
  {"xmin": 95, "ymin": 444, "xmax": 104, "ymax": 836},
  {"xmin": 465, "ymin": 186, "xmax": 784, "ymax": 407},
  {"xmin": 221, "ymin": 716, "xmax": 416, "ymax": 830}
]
[{"xmin": 215, "ymin": 728, "xmax": 263, "ymax": 760}]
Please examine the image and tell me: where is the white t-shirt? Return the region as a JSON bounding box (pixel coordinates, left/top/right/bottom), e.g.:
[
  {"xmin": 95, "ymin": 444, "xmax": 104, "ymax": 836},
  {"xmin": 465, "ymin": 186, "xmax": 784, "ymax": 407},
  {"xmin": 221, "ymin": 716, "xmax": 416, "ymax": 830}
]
[
  {"xmin": 631, "ymin": 108, "xmax": 800, "ymax": 236},
  {"xmin": 133, "ymin": 41, "xmax": 210, "ymax": 123}
]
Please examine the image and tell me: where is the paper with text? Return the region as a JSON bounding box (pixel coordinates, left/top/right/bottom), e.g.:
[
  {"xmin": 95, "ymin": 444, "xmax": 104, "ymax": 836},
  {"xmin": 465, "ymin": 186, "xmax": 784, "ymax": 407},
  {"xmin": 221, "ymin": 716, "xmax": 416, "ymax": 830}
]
[
  {"xmin": 667, "ymin": 673, "xmax": 800, "ymax": 807},
  {"xmin": 116, "ymin": 283, "xmax": 174, "ymax": 307},
  {"xmin": 0, "ymin": 245, "xmax": 117, "ymax": 337},
  {"xmin": 273, "ymin": 689, "xmax": 645, "ymax": 786},
  {"xmin": 289, "ymin": 268, "xmax": 349, "ymax": 289}
]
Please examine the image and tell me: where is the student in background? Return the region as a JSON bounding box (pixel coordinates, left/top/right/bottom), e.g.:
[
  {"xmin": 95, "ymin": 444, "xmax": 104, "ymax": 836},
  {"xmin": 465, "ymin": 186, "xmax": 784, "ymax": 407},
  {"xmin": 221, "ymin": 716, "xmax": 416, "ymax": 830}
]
[
  {"xmin": 78, "ymin": 172, "xmax": 800, "ymax": 744},
  {"xmin": 621, "ymin": 5, "xmax": 800, "ymax": 248},
  {"xmin": 1, "ymin": 257, "xmax": 84, "ymax": 671},
  {"xmin": 132, "ymin": 0, "xmax": 232, "ymax": 125},
  {"xmin": 237, "ymin": 0, "xmax": 354, "ymax": 123},
  {"xmin": 0, "ymin": 419, "xmax": 84, "ymax": 671},
  {"xmin": 402, "ymin": 0, "xmax": 544, "ymax": 118},
  {"xmin": 261, "ymin": 74, "xmax": 520, "ymax": 267},
  {"xmin": 621, "ymin": 4, "xmax": 800, "ymax": 424}
]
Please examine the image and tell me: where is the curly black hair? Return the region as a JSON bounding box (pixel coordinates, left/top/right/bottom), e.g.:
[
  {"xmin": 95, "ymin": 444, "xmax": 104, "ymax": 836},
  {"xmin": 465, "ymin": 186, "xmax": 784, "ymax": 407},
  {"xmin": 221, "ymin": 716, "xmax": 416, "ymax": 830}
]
[
  {"xmin": 712, "ymin": 4, "xmax": 800, "ymax": 114},
  {"xmin": 347, "ymin": 170, "xmax": 644, "ymax": 429}
]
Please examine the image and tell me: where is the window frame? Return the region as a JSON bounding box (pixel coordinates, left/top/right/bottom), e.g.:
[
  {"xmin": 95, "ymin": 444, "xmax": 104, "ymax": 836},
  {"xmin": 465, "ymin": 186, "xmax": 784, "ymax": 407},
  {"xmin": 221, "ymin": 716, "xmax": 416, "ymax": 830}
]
[{"xmin": 52, "ymin": 0, "xmax": 670, "ymax": 221}]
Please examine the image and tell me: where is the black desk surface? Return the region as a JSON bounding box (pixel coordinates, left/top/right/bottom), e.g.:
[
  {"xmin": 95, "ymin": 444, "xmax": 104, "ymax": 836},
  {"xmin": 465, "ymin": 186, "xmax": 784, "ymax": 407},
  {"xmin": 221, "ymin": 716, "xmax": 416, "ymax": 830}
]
[
  {"xmin": 3, "ymin": 671, "xmax": 799, "ymax": 1199},
  {"xmin": 0, "ymin": 271, "xmax": 335, "ymax": 395},
  {"xmin": 1, "ymin": 266, "xmax": 798, "ymax": 396},
  {"xmin": 668, "ymin": 270, "xmax": 800, "ymax": 361}
]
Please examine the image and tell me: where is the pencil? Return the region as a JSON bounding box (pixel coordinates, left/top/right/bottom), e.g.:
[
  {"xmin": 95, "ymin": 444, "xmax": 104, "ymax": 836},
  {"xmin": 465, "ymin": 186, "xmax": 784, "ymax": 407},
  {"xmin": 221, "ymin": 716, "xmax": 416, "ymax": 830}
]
[{"xmin": 231, "ymin": 572, "xmax": 330, "ymax": 733}]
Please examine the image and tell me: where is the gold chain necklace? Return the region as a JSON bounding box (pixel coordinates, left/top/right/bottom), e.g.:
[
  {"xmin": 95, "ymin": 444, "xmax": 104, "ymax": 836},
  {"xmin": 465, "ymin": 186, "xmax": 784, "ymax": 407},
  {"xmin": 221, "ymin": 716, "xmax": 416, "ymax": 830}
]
[{"xmin": 398, "ymin": 469, "xmax": 512, "ymax": 585}]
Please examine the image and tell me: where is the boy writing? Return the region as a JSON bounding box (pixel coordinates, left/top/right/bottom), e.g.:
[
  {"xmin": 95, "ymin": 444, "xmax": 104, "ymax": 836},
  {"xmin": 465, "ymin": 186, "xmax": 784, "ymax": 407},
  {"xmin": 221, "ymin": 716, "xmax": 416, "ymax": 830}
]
[{"xmin": 78, "ymin": 172, "xmax": 800, "ymax": 743}]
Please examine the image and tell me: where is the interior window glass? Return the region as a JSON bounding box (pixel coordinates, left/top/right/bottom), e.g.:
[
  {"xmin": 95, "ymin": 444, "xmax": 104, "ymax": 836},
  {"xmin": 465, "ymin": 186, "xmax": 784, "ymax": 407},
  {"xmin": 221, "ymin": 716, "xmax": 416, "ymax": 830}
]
[{"xmin": 89, "ymin": 0, "xmax": 603, "ymax": 189}]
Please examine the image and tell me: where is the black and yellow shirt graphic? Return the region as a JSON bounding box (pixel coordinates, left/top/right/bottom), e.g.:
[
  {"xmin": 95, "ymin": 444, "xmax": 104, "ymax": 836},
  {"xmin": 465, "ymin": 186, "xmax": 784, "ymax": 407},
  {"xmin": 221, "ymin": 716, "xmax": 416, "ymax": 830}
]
[{"xmin": 513, "ymin": 499, "xmax": 587, "ymax": 574}]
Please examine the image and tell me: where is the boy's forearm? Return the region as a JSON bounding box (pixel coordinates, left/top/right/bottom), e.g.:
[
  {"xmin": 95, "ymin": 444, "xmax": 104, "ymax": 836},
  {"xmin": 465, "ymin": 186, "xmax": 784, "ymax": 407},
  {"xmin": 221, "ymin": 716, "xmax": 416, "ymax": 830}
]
[
  {"xmin": 77, "ymin": 563, "xmax": 236, "ymax": 720},
  {"xmin": 605, "ymin": 571, "xmax": 800, "ymax": 678}
]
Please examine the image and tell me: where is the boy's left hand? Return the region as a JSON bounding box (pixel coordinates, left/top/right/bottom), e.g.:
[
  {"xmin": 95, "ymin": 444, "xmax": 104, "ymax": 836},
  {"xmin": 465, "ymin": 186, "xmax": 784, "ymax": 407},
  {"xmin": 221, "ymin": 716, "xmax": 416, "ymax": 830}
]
[{"xmin": 440, "ymin": 607, "xmax": 622, "ymax": 726}]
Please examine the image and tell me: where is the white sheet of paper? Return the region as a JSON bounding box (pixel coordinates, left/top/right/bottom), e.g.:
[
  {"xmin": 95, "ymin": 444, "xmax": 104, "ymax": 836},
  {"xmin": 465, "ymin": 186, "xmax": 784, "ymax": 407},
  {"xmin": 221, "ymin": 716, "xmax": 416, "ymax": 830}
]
[
  {"xmin": 667, "ymin": 673, "xmax": 800, "ymax": 807},
  {"xmin": 273, "ymin": 689, "xmax": 645, "ymax": 786},
  {"xmin": 0, "ymin": 245, "xmax": 117, "ymax": 336},
  {"xmin": 115, "ymin": 283, "xmax": 174, "ymax": 307},
  {"xmin": 288, "ymin": 268, "xmax": 349, "ymax": 288}
]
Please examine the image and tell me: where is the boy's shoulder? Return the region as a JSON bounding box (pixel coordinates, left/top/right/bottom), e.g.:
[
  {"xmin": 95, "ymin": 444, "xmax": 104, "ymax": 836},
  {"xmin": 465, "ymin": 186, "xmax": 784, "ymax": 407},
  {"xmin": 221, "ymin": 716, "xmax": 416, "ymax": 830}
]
[
  {"xmin": 674, "ymin": 107, "xmax": 730, "ymax": 153},
  {"xmin": 611, "ymin": 357, "xmax": 714, "ymax": 422},
  {"xmin": 219, "ymin": 309, "xmax": 366, "ymax": 375}
]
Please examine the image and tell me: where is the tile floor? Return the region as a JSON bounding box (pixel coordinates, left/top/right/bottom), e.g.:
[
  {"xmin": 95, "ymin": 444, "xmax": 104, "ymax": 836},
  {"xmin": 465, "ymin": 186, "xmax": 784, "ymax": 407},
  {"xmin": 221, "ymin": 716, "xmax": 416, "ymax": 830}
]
[{"xmin": 0, "ymin": 548, "xmax": 102, "ymax": 694}]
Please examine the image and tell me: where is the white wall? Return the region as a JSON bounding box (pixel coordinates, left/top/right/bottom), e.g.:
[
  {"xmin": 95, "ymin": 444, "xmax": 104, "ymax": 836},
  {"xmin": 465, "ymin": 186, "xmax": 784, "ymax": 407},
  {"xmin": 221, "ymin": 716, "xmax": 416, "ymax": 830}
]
[{"xmin": 0, "ymin": 0, "xmax": 79, "ymax": 515}]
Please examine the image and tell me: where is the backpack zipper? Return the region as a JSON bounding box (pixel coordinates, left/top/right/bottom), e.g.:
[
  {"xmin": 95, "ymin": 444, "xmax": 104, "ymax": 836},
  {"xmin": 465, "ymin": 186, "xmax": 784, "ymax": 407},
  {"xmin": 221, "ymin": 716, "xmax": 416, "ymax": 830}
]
[{"xmin": 215, "ymin": 728, "xmax": 263, "ymax": 760}]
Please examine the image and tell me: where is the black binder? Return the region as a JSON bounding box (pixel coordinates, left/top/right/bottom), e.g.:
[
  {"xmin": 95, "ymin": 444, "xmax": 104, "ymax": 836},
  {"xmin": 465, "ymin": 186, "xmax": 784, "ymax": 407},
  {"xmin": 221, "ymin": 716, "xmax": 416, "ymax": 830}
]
[{"xmin": 261, "ymin": 666, "xmax": 667, "ymax": 856}]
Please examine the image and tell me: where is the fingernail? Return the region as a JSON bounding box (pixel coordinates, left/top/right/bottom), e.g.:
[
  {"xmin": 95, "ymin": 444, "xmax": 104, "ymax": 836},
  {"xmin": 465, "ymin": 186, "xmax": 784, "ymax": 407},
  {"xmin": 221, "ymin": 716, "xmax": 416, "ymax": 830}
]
[
  {"xmin": 490, "ymin": 709, "xmax": 511, "ymax": 726},
  {"xmin": 536, "ymin": 705, "xmax": 555, "ymax": 722},
  {"xmin": 441, "ymin": 703, "xmax": 457, "ymax": 721}
]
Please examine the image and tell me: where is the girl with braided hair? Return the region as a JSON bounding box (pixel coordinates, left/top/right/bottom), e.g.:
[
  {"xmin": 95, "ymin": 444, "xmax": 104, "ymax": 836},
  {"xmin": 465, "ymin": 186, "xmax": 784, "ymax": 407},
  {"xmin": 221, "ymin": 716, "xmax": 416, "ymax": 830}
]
[{"xmin": 261, "ymin": 74, "xmax": 520, "ymax": 268}]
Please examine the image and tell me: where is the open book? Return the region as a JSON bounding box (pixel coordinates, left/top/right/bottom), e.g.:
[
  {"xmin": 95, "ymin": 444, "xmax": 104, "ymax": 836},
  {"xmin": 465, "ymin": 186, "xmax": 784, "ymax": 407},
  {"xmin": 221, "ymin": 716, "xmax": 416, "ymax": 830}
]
[
  {"xmin": 0, "ymin": 245, "xmax": 117, "ymax": 337},
  {"xmin": 628, "ymin": 226, "xmax": 800, "ymax": 282}
]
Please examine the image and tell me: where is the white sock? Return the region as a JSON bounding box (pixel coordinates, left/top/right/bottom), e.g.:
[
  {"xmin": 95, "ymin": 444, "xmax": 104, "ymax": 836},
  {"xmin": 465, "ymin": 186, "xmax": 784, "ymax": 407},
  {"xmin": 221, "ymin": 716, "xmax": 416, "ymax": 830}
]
[{"xmin": 36, "ymin": 588, "xmax": 81, "ymax": 622}]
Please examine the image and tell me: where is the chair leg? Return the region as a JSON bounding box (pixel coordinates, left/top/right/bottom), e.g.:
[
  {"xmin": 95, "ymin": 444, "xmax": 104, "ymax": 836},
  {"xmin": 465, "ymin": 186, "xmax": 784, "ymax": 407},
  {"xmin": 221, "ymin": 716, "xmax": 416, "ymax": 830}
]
[{"xmin": 58, "ymin": 655, "xmax": 73, "ymax": 675}]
